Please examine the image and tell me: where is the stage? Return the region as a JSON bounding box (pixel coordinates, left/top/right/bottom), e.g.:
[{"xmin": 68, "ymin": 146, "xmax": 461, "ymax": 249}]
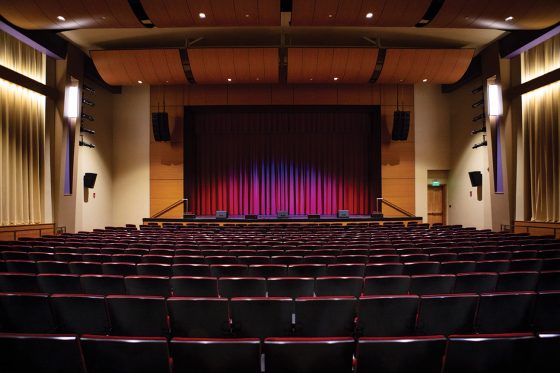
[{"xmin": 143, "ymin": 214, "xmax": 422, "ymax": 225}]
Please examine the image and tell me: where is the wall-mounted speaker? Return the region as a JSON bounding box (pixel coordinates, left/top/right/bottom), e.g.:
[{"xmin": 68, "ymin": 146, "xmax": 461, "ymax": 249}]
[
  {"xmin": 468, "ymin": 171, "xmax": 482, "ymax": 187},
  {"xmin": 337, "ymin": 210, "xmax": 349, "ymax": 218},
  {"xmin": 152, "ymin": 112, "xmax": 170, "ymax": 141},
  {"xmin": 84, "ymin": 173, "xmax": 97, "ymax": 188},
  {"xmin": 392, "ymin": 111, "xmax": 410, "ymax": 141}
]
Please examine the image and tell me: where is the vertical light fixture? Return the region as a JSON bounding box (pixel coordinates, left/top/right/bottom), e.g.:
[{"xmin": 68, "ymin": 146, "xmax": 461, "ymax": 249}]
[
  {"xmin": 487, "ymin": 79, "xmax": 502, "ymax": 116},
  {"xmin": 66, "ymin": 81, "xmax": 80, "ymax": 118}
]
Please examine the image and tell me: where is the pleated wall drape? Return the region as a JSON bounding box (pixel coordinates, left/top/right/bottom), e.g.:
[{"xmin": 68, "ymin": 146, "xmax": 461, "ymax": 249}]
[
  {"xmin": 0, "ymin": 31, "xmax": 46, "ymax": 225},
  {"xmin": 522, "ymin": 35, "xmax": 560, "ymax": 222},
  {"xmin": 185, "ymin": 109, "xmax": 379, "ymax": 215}
]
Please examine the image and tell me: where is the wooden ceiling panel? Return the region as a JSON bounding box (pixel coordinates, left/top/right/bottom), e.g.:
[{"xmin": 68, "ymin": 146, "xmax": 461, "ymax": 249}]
[
  {"xmin": 91, "ymin": 49, "xmax": 187, "ymax": 86},
  {"xmin": 140, "ymin": 0, "xmax": 280, "ymax": 27},
  {"xmin": 291, "ymin": 0, "xmax": 431, "ymax": 27},
  {"xmin": 187, "ymin": 48, "xmax": 278, "ymax": 84},
  {"xmin": 428, "ymin": 0, "xmax": 560, "ymax": 29},
  {"xmin": 377, "ymin": 49, "xmax": 474, "ymax": 84},
  {"xmin": 0, "ymin": 0, "xmax": 141, "ymax": 29},
  {"xmin": 287, "ymin": 48, "xmax": 378, "ymax": 84}
]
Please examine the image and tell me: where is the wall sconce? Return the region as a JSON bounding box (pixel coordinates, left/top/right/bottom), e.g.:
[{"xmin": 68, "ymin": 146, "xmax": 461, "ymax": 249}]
[
  {"xmin": 66, "ymin": 81, "xmax": 80, "ymax": 119},
  {"xmin": 487, "ymin": 80, "xmax": 503, "ymax": 116}
]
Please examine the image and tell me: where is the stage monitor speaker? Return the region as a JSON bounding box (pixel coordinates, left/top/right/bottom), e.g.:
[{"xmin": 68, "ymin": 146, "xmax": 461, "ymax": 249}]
[
  {"xmin": 84, "ymin": 173, "xmax": 97, "ymax": 188},
  {"xmin": 371, "ymin": 212, "xmax": 383, "ymax": 220},
  {"xmin": 392, "ymin": 111, "xmax": 410, "ymax": 141},
  {"xmin": 245, "ymin": 214, "xmax": 258, "ymax": 220},
  {"xmin": 468, "ymin": 171, "xmax": 482, "ymax": 187},
  {"xmin": 277, "ymin": 210, "xmax": 289, "ymax": 218},
  {"xmin": 337, "ymin": 210, "xmax": 349, "ymax": 218},
  {"xmin": 308, "ymin": 214, "xmax": 320, "ymax": 220},
  {"xmin": 152, "ymin": 112, "xmax": 170, "ymax": 141},
  {"xmin": 183, "ymin": 213, "xmax": 196, "ymax": 219},
  {"xmin": 216, "ymin": 210, "xmax": 228, "ymax": 219}
]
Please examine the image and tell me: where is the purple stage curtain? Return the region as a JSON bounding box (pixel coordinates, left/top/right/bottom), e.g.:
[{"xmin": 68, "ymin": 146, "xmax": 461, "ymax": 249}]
[{"xmin": 185, "ymin": 109, "xmax": 378, "ymax": 215}]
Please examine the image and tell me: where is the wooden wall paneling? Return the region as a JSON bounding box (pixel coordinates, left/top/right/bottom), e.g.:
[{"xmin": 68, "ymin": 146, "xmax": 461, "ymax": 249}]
[
  {"xmin": 337, "ymin": 85, "xmax": 374, "ymax": 105},
  {"xmin": 270, "ymin": 86, "xmax": 295, "ymax": 104},
  {"xmin": 0, "ymin": 0, "xmax": 140, "ymax": 29},
  {"xmin": 150, "ymin": 179, "xmax": 183, "ymax": 200},
  {"xmin": 381, "ymin": 141, "xmax": 415, "ymax": 178},
  {"xmin": 381, "ymin": 178, "xmax": 416, "ymax": 216},
  {"xmin": 186, "ymin": 85, "xmax": 229, "ymax": 105},
  {"xmin": 370, "ymin": 85, "xmax": 382, "ymax": 105},
  {"xmin": 150, "ymin": 142, "xmax": 184, "ymax": 180},
  {"xmin": 293, "ymin": 85, "xmax": 338, "ymax": 104},
  {"xmin": 150, "ymin": 198, "xmax": 185, "ymax": 218},
  {"xmin": 228, "ymin": 86, "xmax": 273, "ymax": 105},
  {"xmin": 0, "ymin": 224, "xmax": 55, "ymax": 241}
]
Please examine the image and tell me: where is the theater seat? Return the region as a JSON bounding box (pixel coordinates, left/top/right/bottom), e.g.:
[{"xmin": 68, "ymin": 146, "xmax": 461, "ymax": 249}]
[
  {"xmin": 0, "ymin": 273, "xmax": 39, "ymax": 292},
  {"xmin": 443, "ymin": 333, "xmax": 535, "ymax": 373},
  {"xmin": 357, "ymin": 295, "xmax": 419, "ymax": 337},
  {"xmin": 167, "ymin": 297, "xmax": 230, "ymax": 338},
  {"xmin": 267, "ymin": 277, "xmax": 315, "ymax": 298},
  {"xmin": 170, "ymin": 276, "xmax": 218, "ymax": 297},
  {"xmin": 532, "ymin": 333, "xmax": 560, "ymax": 372},
  {"xmin": 363, "ymin": 276, "xmax": 410, "ymax": 295},
  {"xmin": 0, "ymin": 333, "xmax": 85, "ymax": 373},
  {"xmin": 357, "ymin": 335, "xmax": 447, "ymax": 373},
  {"xmin": 315, "ymin": 276, "xmax": 363, "ymax": 297},
  {"xmin": 294, "ymin": 296, "xmax": 356, "ymax": 337},
  {"xmin": 0, "ymin": 292, "xmax": 56, "ymax": 333},
  {"xmin": 124, "ymin": 276, "xmax": 171, "ymax": 297},
  {"xmin": 170, "ymin": 338, "xmax": 261, "ymax": 373},
  {"xmin": 37, "ymin": 274, "xmax": 82, "ymax": 294},
  {"xmin": 264, "ymin": 337, "xmax": 355, "ymax": 373},
  {"xmin": 454, "ymin": 272, "xmax": 497, "ymax": 293},
  {"xmin": 106, "ymin": 295, "xmax": 169, "ymax": 337},
  {"xmin": 475, "ymin": 292, "xmax": 536, "ymax": 333},
  {"xmin": 80, "ymin": 335, "xmax": 170, "ymax": 373},
  {"xmin": 416, "ymin": 294, "xmax": 478, "ymax": 335},
  {"xmin": 230, "ymin": 297, "xmax": 293, "ymax": 338},
  {"xmin": 409, "ymin": 274, "xmax": 456, "ymax": 295},
  {"xmin": 50, "ymin": 294, "xmax": 109, "ymax": 335},
  {"xmin": 533, "ymin": 291, "xmax": 560, "ymax": 332},
  {"xmin": 80, "ymin": 274, "xmax": 125, "ymax": 295},
  {"xmin": 218, "ymin": 277, "xmax": 266, "ymax": 298}
]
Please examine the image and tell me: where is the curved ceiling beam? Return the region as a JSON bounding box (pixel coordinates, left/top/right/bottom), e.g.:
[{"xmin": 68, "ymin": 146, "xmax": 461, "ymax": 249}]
[{"xmin": 90, "ymin": 49, "xmax": 187, "ymax": 86}]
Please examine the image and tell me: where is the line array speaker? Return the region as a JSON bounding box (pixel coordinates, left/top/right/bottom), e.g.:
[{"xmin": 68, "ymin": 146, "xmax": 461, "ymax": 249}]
[
  {"xmin": 152, "ymin": 112, "xmax": 170, "ymax": 141},
  {"xmin": 392, "ymin": 111, "xmax": 410, "ymax": 141}
]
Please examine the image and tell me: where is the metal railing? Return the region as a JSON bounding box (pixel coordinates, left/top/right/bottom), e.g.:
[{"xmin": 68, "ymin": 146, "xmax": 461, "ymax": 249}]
[
  {"xmin": 151, "ymin": 199, "xmax": 188, "ymax": 218},
  {"xmin": 376, "ymin": 197, "xmax": 415, "ymax": 218}
]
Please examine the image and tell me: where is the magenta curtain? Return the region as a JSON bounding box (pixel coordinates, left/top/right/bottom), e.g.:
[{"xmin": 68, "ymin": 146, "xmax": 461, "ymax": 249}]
[{"xmin": 185, "ymin": 108, "xmax": 379, "ymax": 215}]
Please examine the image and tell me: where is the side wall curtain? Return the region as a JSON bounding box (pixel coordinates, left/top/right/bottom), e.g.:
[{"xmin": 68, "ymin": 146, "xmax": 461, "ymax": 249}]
[
  {"xmin": 0, "ymin": 31, "xmax": 46, "ymax": 225},
  {"xmin": 186, "ymin": 109, "xmax": 379, "ymax": 215},
  {"xmin": 522, "ymin": 35, "xmax": 560, "ymax": 222}
]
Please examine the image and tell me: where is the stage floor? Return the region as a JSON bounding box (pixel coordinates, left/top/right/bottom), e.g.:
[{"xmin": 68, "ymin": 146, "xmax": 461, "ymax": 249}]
[{"xmin": 144, "ymin": 214, "xmax": 422, "ymax": 224}]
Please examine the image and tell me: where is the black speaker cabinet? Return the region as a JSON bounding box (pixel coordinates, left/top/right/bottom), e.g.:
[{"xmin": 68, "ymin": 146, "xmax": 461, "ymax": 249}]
[
  {"xmin": 308, "ymin": 214, "xmax": 320, "ymax": 220},
  {"xmin": 183, "ymin": 213, "xmax": 196, "ymax": 219},
  {"xmin": 468, "ymin": 171, "xmax": 482, "ymax": 187},
  {"xmin": 392, "ymin": 111, "xmax": 411, "ymax": 141},
  {"xmin": 277, "ymin": 210, "xmax": 289, "ymax": 218},
  {"xmin": 337, "ymin": 210, "xmax": 349, "ymax": 218},
  {"xmin": 216, "ymin": 210, "xmax": 228, "ymax": 219},
  {"xmin": 245, "ymin": 214, "xmax": 258, "ymax": 220},
  {"xmin": 152, "ymin": 112, "xmax": 170, "ymax": 141},
  {"xmin": 84, "ymin": 173, "xmax": 97, "ymax": 188}
]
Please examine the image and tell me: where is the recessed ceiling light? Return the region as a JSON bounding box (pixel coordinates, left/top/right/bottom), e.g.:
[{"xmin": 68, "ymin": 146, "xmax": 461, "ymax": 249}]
[
  {"xmin": 328, "ymin": 14, "xmax": 333, "ymax": 18},
  {"xmin": 505, "ymin": 16, "xmax": 514, "ymax": 22},
  {"xmin": 333, "ymin": 77, "xmax": 339, "ymax": 81},
  {"xmin": 57, "ymin": 15, "xmax": 66, "ymax": 21},
  {"xmin": 256, "ymin": 77, "xmax": 260, "ymax": 81},
  {"xmin": 245, "ymin": 14, "xmax": 250, "ymax": 18},
  {"xmin": 227, "ymin": 78, "xmax": 232, "ymax": 82},
  {"xmin": 422, "ymin": 78, "xmax": 428, "ymax": 83},
  {"xmin": 199, "ymin": 12, "xmax": 206, "ymax": 19},
  {"xmin": 137, "ymin": 80, "xmax": 143, "ymax": 84},
  {"xmin": 309, "ymin": 78, "xmax": 313, "ymax": 81},
  {"xmin": 366, "ymin": 12, "xmax": 373, "ymax": 19}
]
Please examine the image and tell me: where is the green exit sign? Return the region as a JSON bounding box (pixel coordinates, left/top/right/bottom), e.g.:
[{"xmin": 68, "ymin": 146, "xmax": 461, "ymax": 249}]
[{"xmin": 431, "ymin": 181, "xmax": 441, "ymax": 187}]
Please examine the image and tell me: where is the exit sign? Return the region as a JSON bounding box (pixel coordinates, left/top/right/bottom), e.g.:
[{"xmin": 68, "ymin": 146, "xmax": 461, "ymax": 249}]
[{"xmin": 431, "ymin": 181, "xmax": 441, "ymax": 187}]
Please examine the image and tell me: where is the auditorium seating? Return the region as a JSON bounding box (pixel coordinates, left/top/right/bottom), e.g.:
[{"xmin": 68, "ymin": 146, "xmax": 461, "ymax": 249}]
[{"xmin": 0, "ymin": 224, "xmax": 559, "ymax": 371}]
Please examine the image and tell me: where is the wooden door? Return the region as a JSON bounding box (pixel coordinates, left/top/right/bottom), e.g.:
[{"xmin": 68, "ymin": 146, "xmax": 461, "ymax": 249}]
[{"xmin": 428, "ymin": 185, "xmax": 446, "ymax": 225}]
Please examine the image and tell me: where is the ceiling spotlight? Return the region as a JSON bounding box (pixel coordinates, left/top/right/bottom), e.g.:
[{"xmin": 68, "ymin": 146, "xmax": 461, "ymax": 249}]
[
  {"xmin": 137, "ymin": 80, "xmax": 143, "ymax": 84},
  {"xmin": 422, "ymin": 78, "xmax": 428, "ymax": 82},
  {"xmin": 472, "ymin": 113, "xmax": 485, "ymax": 122},
  {"xmin": 472, "ymin": 139, "xmax": 487, "ymax": 149},
  {"xmin": 82, "ymin": 98, "xmax": 95, "ymax": 107},
  {"xmin": 199, "ymin": 12, "xmax": 206, "ymax": 19},
  {"xmin": 471, "ymin": 99, "xmax": 484, "ymax": 108},
  {"xmin": 366, "ymin": 12, "xmax": 374, "ymax": 19},
  {"xmin": 83, "ymin": 84, "xmax": 95, "ymax": 94},
  {"xmin": 227, "ymin": 78, "xmax": 232, "ymax": 82},
  {"xmin": 333, "ymin": 77, "xmax": 339, "ymax": 81},
  {"xmin": 80, "ymin": 126, "xmax": 95, "ymax": 135},
  {"xmin": 57, "ymin": 15, "xmax": 66, "ymax": 21},
  {"xmin": 81, "ymin": 112, "xmax": 95, "ymax": 122},
  {"xmin": 79, "ymin": 140, "xmax": 95, "ymax": 148},
  {"xmin": 505, "ymin": 16, "xmax": 514, "ymax": 22},
  {"xmin": 471, "ymin": 126, "xmax": 487, "ymax": 135}
]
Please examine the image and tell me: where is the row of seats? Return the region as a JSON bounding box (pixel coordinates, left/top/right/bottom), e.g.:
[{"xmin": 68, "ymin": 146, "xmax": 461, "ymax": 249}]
[
  {"xmin": 1, "ymin": 332, "xmax": 557, "ymax": 373},
  {"xmin": 3, "ymin": 248, "xmax": 559, "ymax": 261},
  {"xmin": 2, "ymin": 257, "xmax": 559, "ymax": 275},
  {"xmin": 1, "ymin": 292, "xmax": 558, "ymax": 337},
  {"xmin": 1, "ymin": 271, "xmax": 559, "ymax": 296}
]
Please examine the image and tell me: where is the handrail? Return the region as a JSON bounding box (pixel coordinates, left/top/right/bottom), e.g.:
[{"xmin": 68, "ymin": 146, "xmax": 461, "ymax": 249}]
[
  {"xmin": 376, "ymin": 197, "xmax": 415, "ymax": 218},
  {"xmin": 151, "ymin": 199, "xmax": 188, "ymax": 218}
]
